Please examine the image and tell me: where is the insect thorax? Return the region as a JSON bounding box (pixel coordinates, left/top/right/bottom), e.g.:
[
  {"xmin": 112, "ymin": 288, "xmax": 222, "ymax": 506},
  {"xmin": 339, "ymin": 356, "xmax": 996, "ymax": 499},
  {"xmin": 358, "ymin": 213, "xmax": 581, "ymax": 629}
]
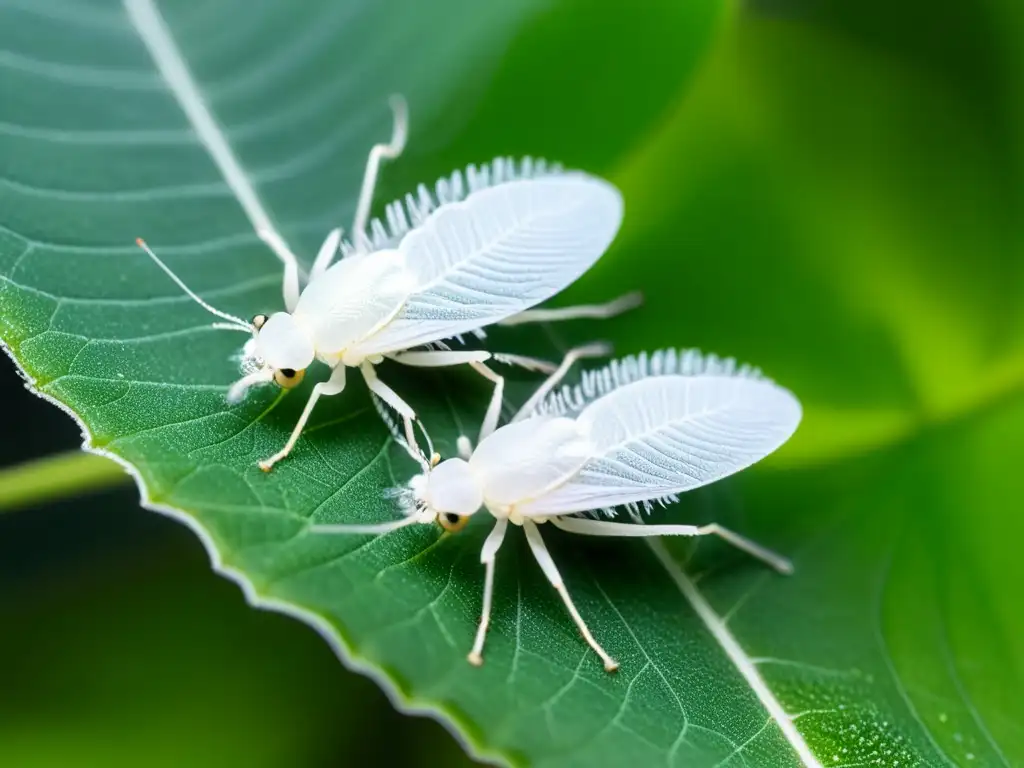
[{"xmin": 292, "ymin": 250, "xmax": 416, "ymax": 359}]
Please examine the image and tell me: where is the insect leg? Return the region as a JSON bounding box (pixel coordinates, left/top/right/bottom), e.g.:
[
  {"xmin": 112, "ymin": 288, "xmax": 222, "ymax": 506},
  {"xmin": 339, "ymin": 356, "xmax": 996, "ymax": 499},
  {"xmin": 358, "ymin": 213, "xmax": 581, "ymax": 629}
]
[
  {"xmin": 456, "ymin": 436, "xmax": 473, "ymax": 460},
  {"xmin": 497, "ymin": 291, "xmax": 643, "ymax": 327},
  {"xmin": 360, "ymin": 363, "xmax": 420, "ymax": 454},
  {"xmin": 259, "ymin": 365, "xmax": 347, "ymax": 471},
  {"xmin": 490, "ymin": 353, "xmax": 557, "ymax": 373},
  {"xmin": 309, "ymin": 227, "xmax": 344, "ymax": 281},
  {"xmin": 387, "ymin": 350, "xmax": 491, "ymax": 367},
  {"xmin": 388, "ymin": 350, "xmax": 502, "ymax": 442},
  {"xmin": 468, "ymin": 361, "xmax": 504, "ymax": 443},
  {"xmin": 467, "ymin": 355, "xmax": 559, "ymax": 440},
  {"xmin": 511, "ymin": 342, "xmax": 613, "ymax": 422},
  {"xmin": 256, "ymin": 228, "xmax": 304, "ymax": 312},
  {"xmin": 474, "ymin": 350, "xmax": 593, "ymax": 440},
  {"xmin": 473, "ymin": 352, "xmax": 564, "ymax": 440},
  {"xmin": 549, "ymin": 517, "xmax": 793, "ymax": 575},
  {"xmin": 522, "ymin": 520, "xmax": 618, "ymax": 673},
  {"xmin": 391, "ymin": 349, "xmax": 559, "ymax": 442},
  {"xmin": 468, "ymin": 517, "xmax": 509, "ymax": 667},
  {"xmin": 351, "ymin": 95, "xmax": 409, "ymax": 250},
  {"xmin": 698, "ymin": 523, "xmax": 794, "ymax": 574}
]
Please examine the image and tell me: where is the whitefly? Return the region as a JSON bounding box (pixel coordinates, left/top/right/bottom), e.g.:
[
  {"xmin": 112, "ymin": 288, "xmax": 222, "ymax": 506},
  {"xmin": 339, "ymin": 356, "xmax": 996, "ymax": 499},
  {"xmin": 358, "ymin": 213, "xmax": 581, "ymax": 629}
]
[
  {"xmin": 134, "ymin": 98, "xmax": 640, "ymax": 471},
  {"xmin": 312, "ymin": 346, "xmax": 803, "ymax": 672}
]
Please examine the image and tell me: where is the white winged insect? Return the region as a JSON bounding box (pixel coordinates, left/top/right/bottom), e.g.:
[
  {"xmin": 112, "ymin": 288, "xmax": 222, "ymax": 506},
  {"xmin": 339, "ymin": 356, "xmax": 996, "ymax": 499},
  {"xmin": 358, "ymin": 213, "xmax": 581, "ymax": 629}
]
[
  {"xmin": 135, "ymin": 97, "xmax": 640, "ymax": 471},
  {"xmin": 312, "ymin": 346, "xmax": 802, "ymax": 672}
]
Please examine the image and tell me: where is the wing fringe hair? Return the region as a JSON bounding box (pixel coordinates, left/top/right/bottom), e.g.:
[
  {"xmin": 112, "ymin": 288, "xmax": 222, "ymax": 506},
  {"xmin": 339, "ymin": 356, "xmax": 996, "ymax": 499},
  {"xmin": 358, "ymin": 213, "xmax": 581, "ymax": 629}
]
[
  {"xmin": 344, "ymin": 156, "xmax": 568, "ymax": 254},
  {"xmin": 531, "ymin": 347, "xmax": 774, "ymax": 522},
  {"xmin": 534, "ymin": 347, "xmax": 770, "ymax": 421}
]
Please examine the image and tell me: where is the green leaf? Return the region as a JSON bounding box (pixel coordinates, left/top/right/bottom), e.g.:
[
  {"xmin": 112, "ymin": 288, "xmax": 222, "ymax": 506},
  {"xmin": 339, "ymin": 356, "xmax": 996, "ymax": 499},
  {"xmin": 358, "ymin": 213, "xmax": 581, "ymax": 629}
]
[
  {"xmin": 3, "ymin": 2, "xmax": 1021, "ymax": 767},
  {"xmin": 0, "ymin": 512, "xmax": 471, "ymax": 768},
  {"xmin": 0, "ymin": 451, "xmax": 126, "ymax": 512},
  {"xmin": 600, "ymin": 16, "xmax": 1024, "ymax": 767}
]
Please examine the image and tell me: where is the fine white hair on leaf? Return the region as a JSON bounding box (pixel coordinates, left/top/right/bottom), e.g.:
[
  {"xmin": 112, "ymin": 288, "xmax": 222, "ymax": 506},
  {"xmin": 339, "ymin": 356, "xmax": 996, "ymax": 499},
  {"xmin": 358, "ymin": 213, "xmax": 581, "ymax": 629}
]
[
  {"xmin": 533, "ymin": 347, "xmax": 768, "ymax": 420},
  {"xmin": 340, "ymin": 155, "xmax": 565, "ymax": 255}
]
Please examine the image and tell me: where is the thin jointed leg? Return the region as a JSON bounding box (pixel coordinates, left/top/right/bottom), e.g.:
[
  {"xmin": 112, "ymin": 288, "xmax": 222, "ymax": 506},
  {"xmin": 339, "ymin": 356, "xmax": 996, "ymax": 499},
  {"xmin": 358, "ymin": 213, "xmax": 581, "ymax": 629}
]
[
  {"xmin": 256, "ymin": 227, "xmax": 304, "ymax": 312},
  {"xmin": 468, "ymin": 518, "xmax": 509, "ymax": 666},
  {"xmin": 369, "ymin": 389, "xmax": 428, "ymax": 468},
  {"xmin": 360, "ymin": 363, "xmax": 416, "ymax": 420},
  {"xmin": 388, "ymin": 350, "xmax": 491, "ymax": 368},
  {"xmin": 498, "ymin": 291, "xmax": 643, "ymax": 327},
  {"xmin": 359, "ymin": 363, "xmax": 421, "ymax": 455},
  {"xmin": 391, "ymin": 349, "xmax": 562, "ymax": 442},
  {"xmin": 468, "ymin": 362, "xmax": 504, "ymax": 443},
  {"xmin": 490, "ymin": 352, "xmax": 557, "ymax": 373},
  {"xmin": 352, "ymin": 95, "xmax": 409, "ymax": 249},
  {"xmin": 522, "ymin": 520, "xmax": 618, "ymax": 672},
  {"xmin": 259, "ymin": 365, "xmax": 347, "ymax": 471},
  {"xmin": 389, "ymin": 349, "xmax": 502, "ymax": 442},
  {"xmin": 391, "ymin": 349, "xmax": 555, "ymax": 376},
  {"xmin": 472, "ymin": 352, "xmax": 562, "ymax": 439},
  {"xmin": 549, "ymin": 517, "xmax": 793, "ymax": 575},
  {"xmin": 512, "ymin": 343, "xmax": 613, "ymax": 421},
  {"xmin": 310, "ymin": 227, "xmax": 344, "ymax": 281}
]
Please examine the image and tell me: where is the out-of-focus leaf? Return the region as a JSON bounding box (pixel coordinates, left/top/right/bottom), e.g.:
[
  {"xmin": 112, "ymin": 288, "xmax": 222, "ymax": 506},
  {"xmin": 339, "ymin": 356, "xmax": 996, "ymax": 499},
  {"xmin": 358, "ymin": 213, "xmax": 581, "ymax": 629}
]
[
  {"xmin": 4, "ymin": 0, "xmax": 1022, "ymax": 765},
  {"xmin": 588, "ymin": 17, "xmax": 1024, "ymax": 765},
  {"xmin": 0, "ymin": 504, "xmax": 471, "ymax": 768},
  {"xmin": 2, "ymin": 1, "xmax": 775, "ymax": 766}
]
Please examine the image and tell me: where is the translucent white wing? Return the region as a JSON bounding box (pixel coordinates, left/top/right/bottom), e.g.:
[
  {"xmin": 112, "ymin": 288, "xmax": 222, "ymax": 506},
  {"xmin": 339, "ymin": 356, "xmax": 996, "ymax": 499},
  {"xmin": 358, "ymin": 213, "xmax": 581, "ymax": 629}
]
[
  {"xmin": 517, "ymin": 349, "xmax": 802, "ymax": 517},
  {"xmin": 292, "ymin": 249, "xmax": 414, "ymax": 354},
  {"xmin": 344, "ymin": 158, "xmax": 550, "ymax": 255},
  {"xmin": 353, "ymin": 157, "xmax": 624, "ymax": 355},
  {"xmin": 468, "ymin": 416, "xmax": 592, "ymax": 507}
]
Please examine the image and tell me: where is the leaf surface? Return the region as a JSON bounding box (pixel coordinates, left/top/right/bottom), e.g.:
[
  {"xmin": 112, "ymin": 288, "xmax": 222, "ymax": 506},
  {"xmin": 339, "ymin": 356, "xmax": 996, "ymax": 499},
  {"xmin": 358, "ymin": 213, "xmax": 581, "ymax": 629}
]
[{"xmin": 3, "ymin": 1, "xmax": 1021, "ymax": 766}]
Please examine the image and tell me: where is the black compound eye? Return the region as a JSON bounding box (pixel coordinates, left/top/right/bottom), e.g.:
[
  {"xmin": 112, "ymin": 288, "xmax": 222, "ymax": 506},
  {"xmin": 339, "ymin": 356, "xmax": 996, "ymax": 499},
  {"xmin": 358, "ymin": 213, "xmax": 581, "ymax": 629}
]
[
  {"xmin": 273, "ymin": 368, "xmax": 305, "ymax": 389},
  {"xmin": 251, "ymin": 314, "xmax": 269, "ymax": 330}
]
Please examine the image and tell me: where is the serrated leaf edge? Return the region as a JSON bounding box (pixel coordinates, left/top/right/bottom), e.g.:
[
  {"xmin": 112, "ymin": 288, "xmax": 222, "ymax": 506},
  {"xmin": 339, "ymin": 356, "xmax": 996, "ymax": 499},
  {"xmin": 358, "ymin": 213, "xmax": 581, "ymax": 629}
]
[{"xmin": 0, "ymin": 336, "xmax": 511, "ymax": 768}]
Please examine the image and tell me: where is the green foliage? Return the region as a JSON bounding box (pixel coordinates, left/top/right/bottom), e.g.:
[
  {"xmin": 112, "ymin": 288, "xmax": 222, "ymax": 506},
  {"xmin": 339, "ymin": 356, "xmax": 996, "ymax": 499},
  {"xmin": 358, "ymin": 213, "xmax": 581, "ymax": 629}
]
[{"xmin": 2, "ymin": 0, "xmax": 1022, "ymax": 766}]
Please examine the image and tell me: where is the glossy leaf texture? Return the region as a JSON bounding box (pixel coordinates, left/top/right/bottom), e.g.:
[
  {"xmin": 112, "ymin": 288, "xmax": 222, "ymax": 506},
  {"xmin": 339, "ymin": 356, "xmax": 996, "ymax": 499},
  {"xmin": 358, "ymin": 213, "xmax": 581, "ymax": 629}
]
[{"xmin": 3, "ymin": 1, "xmax": 1022, "ymax": 767}]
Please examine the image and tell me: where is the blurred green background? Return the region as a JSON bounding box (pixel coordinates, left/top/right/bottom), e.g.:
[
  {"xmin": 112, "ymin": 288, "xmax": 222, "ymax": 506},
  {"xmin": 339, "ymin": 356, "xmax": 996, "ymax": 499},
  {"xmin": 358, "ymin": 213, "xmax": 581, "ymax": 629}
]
[{"xmin": 2, "ymin": 0, "xmax": 1022, "ymax": 765}]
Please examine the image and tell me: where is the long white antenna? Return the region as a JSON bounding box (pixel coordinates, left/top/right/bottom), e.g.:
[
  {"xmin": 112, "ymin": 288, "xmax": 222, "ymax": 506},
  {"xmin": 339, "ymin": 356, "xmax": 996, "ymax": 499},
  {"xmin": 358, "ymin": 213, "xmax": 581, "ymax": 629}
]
[{"xmin": 136, "ymin": 238, "xmax": 252, "ymax": 331}]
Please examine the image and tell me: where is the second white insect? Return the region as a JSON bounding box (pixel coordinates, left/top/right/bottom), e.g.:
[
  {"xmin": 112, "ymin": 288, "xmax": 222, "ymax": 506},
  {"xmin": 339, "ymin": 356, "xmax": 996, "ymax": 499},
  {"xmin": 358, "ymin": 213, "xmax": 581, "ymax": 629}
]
[{"xmin": 312, "ymin": 346, "xmax": 803, "ymax": 672}]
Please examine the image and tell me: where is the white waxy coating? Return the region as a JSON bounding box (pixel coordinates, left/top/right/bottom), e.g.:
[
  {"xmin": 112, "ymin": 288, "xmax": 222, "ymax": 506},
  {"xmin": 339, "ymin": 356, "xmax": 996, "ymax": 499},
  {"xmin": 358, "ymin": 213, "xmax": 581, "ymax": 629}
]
[
  {"xmin": 354, "ymin": 173, "xmax": 625, "ymax": 356},
  {"xmin": 468, "ymin": 416, "xmax": 592, "ymax": 508},
  {"xmin": 292, "ymin": 249, "xmax": 416, "ymax": 357},
  {"xmin": 517, "ymin": 373, "xmax": 803, "ymax": 516},
  {"xmin": 255, "ymin": 312, "xmax": 315, "ymax": 371},
  {"xmin": 424, "ymin": 458, "xmax": 484, "ymax": 516}
]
